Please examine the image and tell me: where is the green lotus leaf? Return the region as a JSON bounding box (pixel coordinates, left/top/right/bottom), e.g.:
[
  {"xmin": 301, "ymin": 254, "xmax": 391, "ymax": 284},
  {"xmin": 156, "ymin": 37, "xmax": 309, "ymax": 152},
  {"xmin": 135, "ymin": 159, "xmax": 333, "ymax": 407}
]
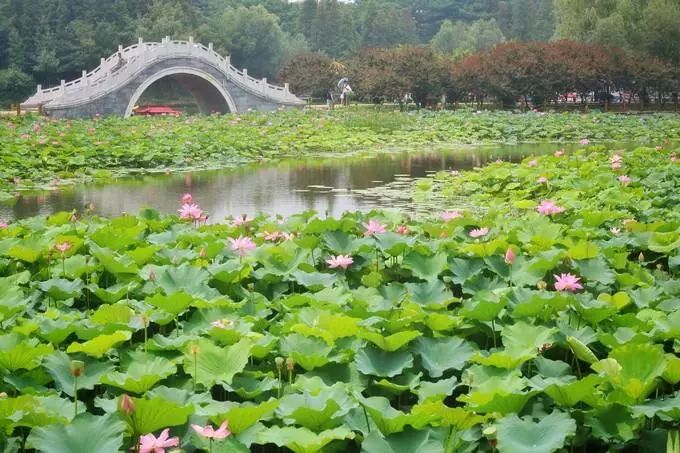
[
  {"xmin": 449, "ymin": 258, "xmax": 485, "ymax": 285},
  {"xmin": 90, "ymin": 282, "xmax": 131, "ymax": 304},
  {"xmin": 597, "ymin": 292, "xmax": 631, "ymax": 311},
  {"xmin": 278, "ymin": 386, "xmax": 353, "ymax": 431},
  {"xmin": 566, "ymin": 336, "xmax": 598, "ymax": 364},
  {"xmin": 90, "ymin": 223, "xmax": 145, "ymax": 250},
  {"xmin": 66, "ymin": 330, "xmax": 131, "ymax": 358},
  {"xmin": 212, "ymin": 399, "xmax": 279, "ymax": 434},
  {"xmin": 359, "ymin": 396, "xmax": 434, "ymax": 435},
  {"xmin": 375, "ymin": 232, "xmax": 413, "ymax": 256},
  {"xmin": 224, "ymin": 375, "xmax": 278, "ymax": 399},
  {"xmin": 155, "ymin": 263, "xmax": 220, "ymax": 299},
  {"xmin": 290, "ymin": 311, "xmax": 362, "ymax": 345},
  {"xmin": 510, "ymin": 289, "xmax": 572, "ymax": 318},
  {"xmin": 209, "ymin": 260, "xmax": 249, "ymax": 284},
  {"xmin": 280, "ymin": 333, "xmax": 332, "ymax": 371},
  {"xmin": 591, "ymin": 358, "xmax": 622, "ymax": 377},
  {"xmin": 90, "ymin": 303, "xmax": 133, "ymax": 325},
  {"xmin": 7, "ymin": 242, "xmax": 43, "ymax": 263},
  {"xmin": 471, "ymin": 351, "xmax": 533, "ymax": 369},
  {"xmin": 402, "ymin": 251, "xmax": 448, "ymax": 281},
  {"xmin": 607, "ymin": 343, "xmax": 666, "ymax": 402},
  {"xmin": 574, "ymin": 257, "xmax": 615, "ymax": 285},
  {"xmin": 652, "ymin": 310, "xmax": 680, "ymax": 341},
  {"xmin": 502, "ymin": 321, "xmax": 557, "ymax": 356},
  {"xmin": 124, "ymin": 396, "xmax": 193, "ymax": 435},
  {"xmin": 0, "ymin": 337, "xmax": 53, "ymax": 371},
  {"xmin": 0, "ymin": 281, "xmax": 28, "ymax": 320},
  {"xmin": 254, "ymin": 426, "xmax": 355, "ymax": 453},
  {"xmin": 584, "ymin": 404, "xmax": 642, "ymax": 443},
  {"xmin": 458, "ymin": 391, "xmax": 535, "ymax": 415},
  {"xmin": 411, "ymin": 401, "xmax": 487, "ymax": 429},
  {"xmin": 291, "ymin": 270, "xmax": 337, "ymax": 289},
  {"xmin": 375, "ymin": 372, "xmax": 422, "ymax": 396},
  {"xmin": 405, "ymin": 280, "xmax": 453, "ymax": 307},
  {"xmin": 101, "ymin": 354, "xmax": 176, "ymax": 394},
  {"xmin": 145, "ymin": 291, "xmax": 193, "ymax": 316},
  {"xmin": 415, "ymin": 376, "xmax": 458, "ymax": 403},
  {"xmin": 412, "ymin": 337, "xmax": 474, "ymax": 378},
  {"xmin": 27, "ymin": 413, "xmax": 125, "ymax": 453},
  {"xmin": 631, "ymin": 393, "xmax": 680, "ymax": 420},
  {"xmin": 322, "ymin": 231, "xmax": 364, "ymax": 254},
  {"xmin": 460, "ymin": 291, "xmax": 507, "ymax": 321},
  {"xmin": 0, "ymin": 395, "xmax": 41, "ymax": 431},
  {"xmin": 647, "ymin": 231, "xmax": 680, "ymax": 253},
  {"xmin": 355, "ymin": 346, "xmax": 414, "ymax": 377},
  {"xmin": 361, "ymin": 330, "xmax": 422, "ymax": 352},
  {"xmin": 183, "ymin": 338, "xmax": 252, "ymax": 387},
  {"xmin": 38, "ymin": 278, "xmax": 84, "ymax": 300},
  {"xmin": 254, "ymin": 242, "xmax": 310, "ymax": 277},
  {"xmin": 43, "ymin": 351, "xmax": 114, "ymax": 397},
  {"xmin": 495, "ymin": 411, "xmax": 576, "ymax": 453},
  {"xmin": 91, "ymin": 245, "xmax": 139, "ymax": 274},
  {"xmin": 543, "ymin": 375, "xmax": 603, "ymax": 408},
  {"xmin": 125, "ymin": 245, "xmax": 161, "ymax": 266},
  {"xmin": 567, "ymin": 240, "xmax": 600, "ymax": 260},
  {"xmin": 36, "ymin": 317, "xmax": 80, "ymax": 345},
  {"xmin": 361, "ymin": 427, "xmax": 445, "ymax": 453},
  {"xmin": 662, "ymin": 354, "xmax": 680, "ymax": 385}
]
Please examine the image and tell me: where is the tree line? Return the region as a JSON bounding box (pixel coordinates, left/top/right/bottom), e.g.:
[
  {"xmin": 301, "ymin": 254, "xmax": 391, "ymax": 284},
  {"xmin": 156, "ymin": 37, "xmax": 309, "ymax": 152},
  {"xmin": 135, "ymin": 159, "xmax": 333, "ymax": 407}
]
[
  {"xmin": 0, "ymin": 0, "xmax": 678, "ymax": 107},
  {"xmin": 280, "ymin": 40, "xmax": 679, "ymax": 109}
]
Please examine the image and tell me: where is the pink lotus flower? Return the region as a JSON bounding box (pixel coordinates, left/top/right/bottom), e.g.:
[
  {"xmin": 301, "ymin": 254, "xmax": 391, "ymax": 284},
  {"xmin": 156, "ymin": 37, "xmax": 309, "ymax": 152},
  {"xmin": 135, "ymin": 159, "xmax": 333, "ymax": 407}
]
[
  {"xmin": 536, "ymin": 200, "xmax": 565, "ymax": 216},
  {"xmin": 362, "ymin": 219, "xmax": 387, "ymax": 236},
  {"xmin": 504, "ymin": 247, "xmax": 516, "ymax": 265},
  {"xmin": 610, "ymin": 154, "xmax": 623, "ymax": 164},
  {"xmin": 618, "ymin": 175, "xmax": 631, "ymax": 185},
  {"xmin": 580, "ymin": 138, "xmax": 590, "ymax": 145},
  {"xmin": 441, "ymin": 210, "xmax": 463, "ymax": 222},
  {"xmin": 554, "ymin": 149, "xmax": 565, "ymax": 157},
  {"xmin": 282, "ymin": 232, "xmax": 295, "ymax": 241},
  {"xmin": 537, "ymin": 176, "xmax": 548, "ymax": 184},
  {"xmin": 139, "ymin": 428, "xmax": 179, "ymax": 453},
  {"xmin": 192, "ymin": 420, "xmax": 231, "ymax": 440},
  {"xmin": 263, "ymin": 231, "xmax": 282, "ymax": 241},
  {"xmin": 0, "ymin": 220, "xmax": 7, "ymax": 229},
  {"xmin": 671, "ymin": 153, "xmax": 677, "ymax": 163},
  {"xmin": 396, "ymin": 225, "xmax": 410, "ymax": 235},
  {"xmin": 119, "ymin": 394, "xmax": 135, "ymax": 415},
  {"xmin": 182, "ymin": 193, "xmax": 193, "ymax": 204},
  {"xmin": 55, "ymin": 241, "xmax": 72, "ymax": 254},
  {"xmin": 232, "ymin": 215, "xmax": 252, "ymax": 227},
  {"xmin": 611, "ymin": 162, "xmax": 622, "ymax": 170},
  {"xmin": 554, "ymin": 273, "xmax": 583, "ymax": 292},
  {"xmin": 178, "ymin": 203, "xmax": 203, "ymax": 220},
  {"xmin": 469, "ymin": 227, "xmax": 489, "ymax": 238},
  {"xmin": 527, "ymin": 159, "xmax": 537, "ymax": 167},
  {"xmin": 229, "ymin": 236, "xmax": 256, "ymax": 256},
  {"xmin": 326, "ymin": 254, "xmax": 354, "ymax": 269},
  {"xmin": 610, "ymin": 227, "xmax": 620, "ymax": 235}
]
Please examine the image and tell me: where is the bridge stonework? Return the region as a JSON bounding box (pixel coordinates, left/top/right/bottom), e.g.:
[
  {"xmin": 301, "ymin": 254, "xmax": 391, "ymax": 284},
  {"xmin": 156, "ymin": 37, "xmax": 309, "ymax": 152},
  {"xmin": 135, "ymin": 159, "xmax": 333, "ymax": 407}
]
[{"xmin": 22, "ymin": 38, "xmax": 304, "ymax": 118}]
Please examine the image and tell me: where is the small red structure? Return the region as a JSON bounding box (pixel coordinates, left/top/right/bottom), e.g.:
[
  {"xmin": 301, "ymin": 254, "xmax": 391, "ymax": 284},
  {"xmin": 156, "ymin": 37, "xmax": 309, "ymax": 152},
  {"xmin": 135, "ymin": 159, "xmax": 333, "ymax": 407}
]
[{"xmin": 133, "ymin": 105, "xmax": 181, "ymax": 116}]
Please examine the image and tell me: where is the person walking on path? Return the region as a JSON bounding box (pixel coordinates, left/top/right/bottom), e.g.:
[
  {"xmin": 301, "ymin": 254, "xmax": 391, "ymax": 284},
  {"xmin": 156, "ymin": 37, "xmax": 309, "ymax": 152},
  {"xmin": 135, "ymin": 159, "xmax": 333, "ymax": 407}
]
[
  {"xmin": 325, "ymin": 89, "xmax": 335, "ymax": 110},
  {"xmin": 341, "ymin": 84, "xmax": 353, "ymax": 107}
]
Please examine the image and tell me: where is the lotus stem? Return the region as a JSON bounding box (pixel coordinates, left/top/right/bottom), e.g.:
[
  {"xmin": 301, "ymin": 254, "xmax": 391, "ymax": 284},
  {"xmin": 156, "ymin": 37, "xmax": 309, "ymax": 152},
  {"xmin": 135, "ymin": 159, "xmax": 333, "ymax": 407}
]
[
  {"xmin": 73, "ymin": 376, "xmax": 78, "ymax": 418},
  {"xmin": 491, "ymin": 319, "xmax": 497, "ymax": 348},
  {"xmin": 362, "ymin": 404, "xmax": 371, "ymax": 433}
]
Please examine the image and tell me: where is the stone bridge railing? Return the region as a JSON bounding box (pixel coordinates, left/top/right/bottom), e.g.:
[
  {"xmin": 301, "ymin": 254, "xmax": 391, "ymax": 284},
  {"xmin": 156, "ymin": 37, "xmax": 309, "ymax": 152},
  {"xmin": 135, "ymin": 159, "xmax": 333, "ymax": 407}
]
[{"xmin": 22, "ymin": 37, "xmax": 300, "ymax": 108}]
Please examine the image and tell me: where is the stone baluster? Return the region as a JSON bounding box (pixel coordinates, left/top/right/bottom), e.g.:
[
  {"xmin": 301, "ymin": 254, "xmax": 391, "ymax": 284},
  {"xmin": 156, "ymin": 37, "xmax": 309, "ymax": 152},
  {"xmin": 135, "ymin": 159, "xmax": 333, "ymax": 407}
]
[
  {"xmin": 82, "ymin": 70, "xmax": 88, "ymax": 86},
  {"xmin": 60, "ymin": 80, "xmax": 66, "ymax": 94},
  {"xmin": 284, "ymin": 83, "xmax": 290, "ymax": 92},
  {"xmin": 262, "ymin": 78, "xmax": 267, "ymax": 91}
]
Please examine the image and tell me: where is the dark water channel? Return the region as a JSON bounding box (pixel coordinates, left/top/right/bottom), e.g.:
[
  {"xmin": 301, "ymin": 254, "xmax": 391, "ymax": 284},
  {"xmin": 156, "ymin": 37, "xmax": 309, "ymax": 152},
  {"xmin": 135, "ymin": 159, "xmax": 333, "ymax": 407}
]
[{"xmin": 1, "ymin": 143, "xmax": 617, "ymax": 221}]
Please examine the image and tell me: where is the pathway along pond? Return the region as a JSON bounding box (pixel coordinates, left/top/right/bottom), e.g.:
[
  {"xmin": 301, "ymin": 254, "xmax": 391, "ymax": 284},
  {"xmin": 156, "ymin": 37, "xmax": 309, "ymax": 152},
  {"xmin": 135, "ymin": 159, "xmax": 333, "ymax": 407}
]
[{"xmin": 1, "ymin": 142, "xmax": 631, "ymax": 221}]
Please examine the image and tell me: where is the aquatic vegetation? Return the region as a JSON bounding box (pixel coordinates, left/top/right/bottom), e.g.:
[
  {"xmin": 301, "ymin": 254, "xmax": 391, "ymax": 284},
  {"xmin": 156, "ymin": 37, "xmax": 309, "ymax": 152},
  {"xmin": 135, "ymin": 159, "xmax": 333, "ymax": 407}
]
[
  {"xmin": 0, "ymin": 138, "xmax": 678, "ymax": 452},
  {"xmin": 1, "ymin": 109, "xmax": 680, "ymax": 193}
]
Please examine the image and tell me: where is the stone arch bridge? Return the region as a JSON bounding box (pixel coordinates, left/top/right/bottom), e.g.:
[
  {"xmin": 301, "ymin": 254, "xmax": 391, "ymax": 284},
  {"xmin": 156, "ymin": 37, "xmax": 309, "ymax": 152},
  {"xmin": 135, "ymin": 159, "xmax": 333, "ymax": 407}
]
[{"xmin": 21, "ymin": 37, "xmax": 305, "ymax": 118}]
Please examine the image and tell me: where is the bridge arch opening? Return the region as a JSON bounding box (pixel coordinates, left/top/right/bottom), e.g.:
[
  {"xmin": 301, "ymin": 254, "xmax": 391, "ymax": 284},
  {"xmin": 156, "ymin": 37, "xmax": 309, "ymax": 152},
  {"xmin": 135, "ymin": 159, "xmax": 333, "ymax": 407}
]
[{"xmin": 125, "ymin": 67, "xmax": 237, "ymax": 117}]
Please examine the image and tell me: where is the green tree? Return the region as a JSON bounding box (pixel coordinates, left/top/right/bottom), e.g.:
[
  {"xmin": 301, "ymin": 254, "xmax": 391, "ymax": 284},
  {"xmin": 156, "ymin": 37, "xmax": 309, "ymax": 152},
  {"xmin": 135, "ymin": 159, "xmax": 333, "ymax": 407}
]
[
  {"xmin": 640, "ymin": 0, "xmax": 680, "ymax": 63},
  {"xmin": 309, "ymin": 0, "xmax": 360, "ymax": 58},
  {"xmin": 431, "ymin": 19, "xmax": 505, "ymax": 57},
  {"xmin": 360, "ymin": 0, "xmax": 418, "ymax": 48},
  {"xmin": 0, "ymin": 67, "xmax": 34, "ymax": 106},
  {"xmin": 199, "ymin": 5, "xmax": 292, "ymax": 78},
  {"xmin": 298, "ymin": 0, "xmax": 318, "ymax": 39}
]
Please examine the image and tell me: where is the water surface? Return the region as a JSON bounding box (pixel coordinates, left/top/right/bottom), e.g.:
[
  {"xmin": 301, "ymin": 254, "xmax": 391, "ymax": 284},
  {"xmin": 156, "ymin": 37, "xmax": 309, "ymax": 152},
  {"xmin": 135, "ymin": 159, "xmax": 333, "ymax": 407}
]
[{"xmin": 0, "ymin": 142, "xmax": 616, "ymax": 221}]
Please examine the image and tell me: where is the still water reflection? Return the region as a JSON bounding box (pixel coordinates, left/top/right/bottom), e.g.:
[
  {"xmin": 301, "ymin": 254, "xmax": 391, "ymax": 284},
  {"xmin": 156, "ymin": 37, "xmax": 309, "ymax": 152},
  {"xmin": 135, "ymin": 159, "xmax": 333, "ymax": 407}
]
[{"xmin": 2, "ymin": 143, "xmax": 596, "ymax": 221}]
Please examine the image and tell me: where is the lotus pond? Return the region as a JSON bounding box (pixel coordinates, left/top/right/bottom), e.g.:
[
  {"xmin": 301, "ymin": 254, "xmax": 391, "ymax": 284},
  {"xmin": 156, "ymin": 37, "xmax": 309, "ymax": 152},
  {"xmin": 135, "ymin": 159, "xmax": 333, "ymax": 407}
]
[
  {"xmin": 0, "ymin": 138, "xmax": 678, "ymax": 452},
  {"xmin": 2, "ymin": 110, "xmax": 680, "ymax": 194}
]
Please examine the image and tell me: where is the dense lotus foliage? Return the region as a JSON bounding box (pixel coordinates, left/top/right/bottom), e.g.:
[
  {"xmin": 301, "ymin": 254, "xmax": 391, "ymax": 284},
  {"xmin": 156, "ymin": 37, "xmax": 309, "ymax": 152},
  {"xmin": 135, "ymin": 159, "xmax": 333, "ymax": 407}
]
[
  {"xmin": 1, "ymin": 110, "xmax": 680, "ymax": 193},
  {"xmin": 0, "ymin": 141, "xmax": 678, "ymax": 452}
]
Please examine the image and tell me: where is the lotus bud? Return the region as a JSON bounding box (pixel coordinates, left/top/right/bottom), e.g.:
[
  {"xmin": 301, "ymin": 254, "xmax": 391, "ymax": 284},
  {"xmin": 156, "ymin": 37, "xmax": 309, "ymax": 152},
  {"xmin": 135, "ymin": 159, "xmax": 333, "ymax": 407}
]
[
  {"xmin": 504, "ymin": 247, "xmax": 516, "ymax": 265},
  {"xmin": 70, "ymin": 360, "xmax": 85, "ymax": 377},
  {"xmin": 199, "ymin": 247, "xmax": 206, "ymax": 258},
  {"xmin": 0, "ymin": 392, "xmax": 7, "ymax": 399},
  {"xmin": 275, "ymin": 357, "xmax": 284, "ymax": 369},
  {"xmin": 189, "ymin": 343, "xmax": 201, "ymax": 355},
  {"xmin": 119, "ymin": 394, "xmax": 135, "ymax": 415},
  {"xmin": 286, "ymin": 357, "xmax": 295, "ymax": 371},
  {"xmin": 638, "ymin": 252, "xmax": 645, "ymax": 262},
  {"xmin": 148, "ymin": 270, "xmax": 156, "ymax": 282},
  {"xmin": 483, "ymin": 426, "xmax": 497, "ymax": 440},
  {"xmin": 537, "ymin": 280, "xmax": 547, "ymax": 290}
]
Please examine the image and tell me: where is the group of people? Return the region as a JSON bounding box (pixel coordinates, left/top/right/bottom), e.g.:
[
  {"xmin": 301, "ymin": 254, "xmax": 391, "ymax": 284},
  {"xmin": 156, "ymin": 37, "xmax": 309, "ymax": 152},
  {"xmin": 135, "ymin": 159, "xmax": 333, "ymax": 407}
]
[{"xmin": 325, "ymin": 79, "xmax": 353, "ymax": 109}]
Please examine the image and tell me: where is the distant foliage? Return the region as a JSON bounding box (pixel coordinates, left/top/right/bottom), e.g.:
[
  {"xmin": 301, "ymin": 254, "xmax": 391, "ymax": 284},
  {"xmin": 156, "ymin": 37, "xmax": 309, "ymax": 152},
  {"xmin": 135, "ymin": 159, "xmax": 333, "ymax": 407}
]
[{"xmin": 278, "ymin": 52, "xmax": 344, "ymax": 97}]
